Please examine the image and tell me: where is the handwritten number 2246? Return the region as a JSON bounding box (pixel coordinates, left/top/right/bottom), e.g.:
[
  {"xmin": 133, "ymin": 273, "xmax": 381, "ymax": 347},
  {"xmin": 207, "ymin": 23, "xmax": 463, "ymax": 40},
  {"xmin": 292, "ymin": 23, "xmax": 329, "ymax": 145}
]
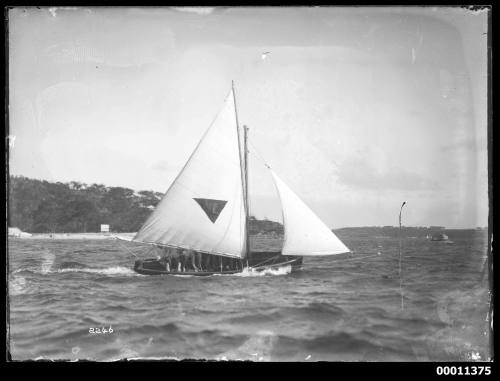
[{"xmin": 89, "ymin": 326, "xmax": 113, "ymax": 334}]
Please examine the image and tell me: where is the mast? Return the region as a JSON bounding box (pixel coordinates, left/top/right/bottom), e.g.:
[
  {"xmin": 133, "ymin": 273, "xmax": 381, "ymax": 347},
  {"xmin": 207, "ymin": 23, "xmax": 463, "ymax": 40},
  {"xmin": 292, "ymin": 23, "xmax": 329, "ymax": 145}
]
[
  {"xmin": 243, "ymin": 125, "xmax": 250, "ymax": 262},
  {"xmin": 232, "ymin": 80, "xmax": 250, "ymax": 261}
]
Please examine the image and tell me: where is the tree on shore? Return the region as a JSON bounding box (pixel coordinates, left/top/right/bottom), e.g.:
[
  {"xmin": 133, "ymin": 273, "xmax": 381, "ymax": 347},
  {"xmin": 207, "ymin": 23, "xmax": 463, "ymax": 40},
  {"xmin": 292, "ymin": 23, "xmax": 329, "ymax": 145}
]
[{"xmin": 8, "ymin": 176, "xmax": 159, "ymax": 233}]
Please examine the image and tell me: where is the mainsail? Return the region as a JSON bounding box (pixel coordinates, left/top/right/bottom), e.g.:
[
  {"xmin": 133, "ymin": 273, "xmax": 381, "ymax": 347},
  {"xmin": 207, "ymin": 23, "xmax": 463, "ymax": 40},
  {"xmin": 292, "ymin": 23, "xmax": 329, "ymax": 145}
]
[
  {"xmin": 270, "ymin": 171, "xmax": 350, "ymax": 256},
  {"xmin": 133, "ymin": 90, "xmax": 246, "ymax": 258}
]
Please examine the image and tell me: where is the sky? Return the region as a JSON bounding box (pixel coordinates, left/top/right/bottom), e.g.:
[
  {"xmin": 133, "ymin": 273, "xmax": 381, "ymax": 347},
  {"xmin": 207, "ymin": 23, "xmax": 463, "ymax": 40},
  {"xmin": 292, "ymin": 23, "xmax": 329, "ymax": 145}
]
[{"xmin": 8, "ymin": 6, "xmax": 489, "ymax": 228}]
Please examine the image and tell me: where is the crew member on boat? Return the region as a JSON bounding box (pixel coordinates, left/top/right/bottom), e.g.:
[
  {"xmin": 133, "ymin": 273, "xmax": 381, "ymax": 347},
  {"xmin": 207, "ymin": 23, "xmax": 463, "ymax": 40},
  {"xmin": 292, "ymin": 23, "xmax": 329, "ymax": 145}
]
[
  {"xmin": 190, "ymin": 250, "xmax": 199, "ymax": 272},
  {"xmin": 168, "ymin": 248, "xmax": 178, "ymax": 272},
  {"xmin": 161, "ymin": 246, "xmax": 171, "ymax": 272},
  {"xmin": 195, "ymin": 251, "xmax": 203, "ymax": 271},
  {"xmin": 202, "ymin": 253, "xmax": 211, "ymax": 272},
  {"xmin": 203, "ymin": 253, "xmax": 213, "ymax": 272},
  {"xmin": 221, "ymin": 256, "xmax": 230, "ymax": 271},
  {"xmin": 176, "ymin": 249, "xmax": 184, "ymax": 272},
  {"xmin": 179, "ymin": 249, "xmax": 189, "ymax": 272},
  {"xmin": 157, "ymin": 247, "xmax": 166, "ymax": 268},
  {"xmin": 182, "ymin": 250, "xmax": 190, "ymax": 272},
  {"xmin": 185, "ymin": 249, "xmax": 198, "ymax": 272},
  {"xmin": 213, "ymin": 255, "xmax": 218, "ymax": 271}
]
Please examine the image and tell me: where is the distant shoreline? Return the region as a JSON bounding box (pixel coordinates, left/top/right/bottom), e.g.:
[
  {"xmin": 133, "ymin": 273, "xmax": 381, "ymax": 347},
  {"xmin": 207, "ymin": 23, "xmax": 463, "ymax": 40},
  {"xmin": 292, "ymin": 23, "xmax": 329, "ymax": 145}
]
[
  {"xmin": 8, "ymin": 226, "xmax": 487, "ymax": 241},
  {"xmin": 8, "ymin": 232, "xmax": 136, "ymax": 240}
]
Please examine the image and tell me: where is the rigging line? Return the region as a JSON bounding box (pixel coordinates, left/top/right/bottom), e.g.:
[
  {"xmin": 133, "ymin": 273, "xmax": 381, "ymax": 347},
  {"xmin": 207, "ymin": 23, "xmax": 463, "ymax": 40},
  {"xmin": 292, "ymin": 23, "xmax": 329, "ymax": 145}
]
[
  {"xmin": 282, "ymin": 253, "xmax": 383, "ymax": 265},
  {"xmin": 268, "ymin": 170, "xmax": 288, "ymax": 250},
  {"xmin": 342, "ymin": 253, "xmax": 383, "ymax": 261},
  {"xmin": 248, "ymin": 138, "xmax": 271, "ymax": 169},
  {"xmin": 249, "ymin": 255, "xmax": 281, "ymax": 268},
  {"xmin": 248, "ymin": 130, "xmax": 342, "ymax": 171},
  {"xmin": 145, "ymin": 245, "xmax": 155, "ymax": 257},
  {"xmin": 116, "ymin": 239, "xmax": 139, "ymax": 258},
  {"xmin": 325, "ymin": 271, "xmax": 400, "ymax": 280}
]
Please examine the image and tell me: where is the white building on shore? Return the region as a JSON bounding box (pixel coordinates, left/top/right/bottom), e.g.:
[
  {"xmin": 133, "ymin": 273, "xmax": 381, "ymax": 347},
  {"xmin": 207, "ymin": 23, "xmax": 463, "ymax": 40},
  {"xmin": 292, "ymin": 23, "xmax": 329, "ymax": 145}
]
[{"xmin": 8, "ymin": 227, "xmax": 32, "ymax": 238}]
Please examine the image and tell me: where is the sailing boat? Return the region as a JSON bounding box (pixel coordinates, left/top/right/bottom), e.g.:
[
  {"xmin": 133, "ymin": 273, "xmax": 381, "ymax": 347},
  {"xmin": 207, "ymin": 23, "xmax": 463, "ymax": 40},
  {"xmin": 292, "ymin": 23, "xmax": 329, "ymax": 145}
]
[{"xmin": 129, "ymin": 82, "xmax": 350, "ymax": 276}]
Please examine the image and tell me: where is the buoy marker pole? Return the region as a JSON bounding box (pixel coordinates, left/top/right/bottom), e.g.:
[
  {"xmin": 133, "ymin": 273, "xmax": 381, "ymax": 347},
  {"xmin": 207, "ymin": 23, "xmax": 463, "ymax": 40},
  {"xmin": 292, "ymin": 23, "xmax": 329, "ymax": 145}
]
[{"xmin": 399, "ymin": 201, "xmax": 406, "ymax": 310}]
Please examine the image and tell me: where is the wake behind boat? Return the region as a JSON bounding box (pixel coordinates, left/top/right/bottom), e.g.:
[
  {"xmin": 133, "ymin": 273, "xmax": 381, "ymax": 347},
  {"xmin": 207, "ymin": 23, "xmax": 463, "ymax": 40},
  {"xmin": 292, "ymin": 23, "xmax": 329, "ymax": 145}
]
[{"xmin": 122, "ymin": 82, "xmax": 350, "ymax": 276}]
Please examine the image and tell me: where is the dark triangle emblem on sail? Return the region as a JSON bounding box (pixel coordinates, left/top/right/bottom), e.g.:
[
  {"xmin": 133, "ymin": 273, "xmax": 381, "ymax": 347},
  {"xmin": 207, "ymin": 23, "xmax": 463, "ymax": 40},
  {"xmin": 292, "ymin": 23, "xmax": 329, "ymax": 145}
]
[{"xmin": 193, "ymin": 198, "xmax": 228, "ymax": 223}]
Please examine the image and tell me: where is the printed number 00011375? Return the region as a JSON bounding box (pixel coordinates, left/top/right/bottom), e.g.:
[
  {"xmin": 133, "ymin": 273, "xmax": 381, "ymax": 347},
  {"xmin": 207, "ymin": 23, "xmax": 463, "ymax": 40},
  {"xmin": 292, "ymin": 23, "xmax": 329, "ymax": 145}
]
[{"xmin": 436, "ymin": 366, "xmax": 491, "ymax": 376}]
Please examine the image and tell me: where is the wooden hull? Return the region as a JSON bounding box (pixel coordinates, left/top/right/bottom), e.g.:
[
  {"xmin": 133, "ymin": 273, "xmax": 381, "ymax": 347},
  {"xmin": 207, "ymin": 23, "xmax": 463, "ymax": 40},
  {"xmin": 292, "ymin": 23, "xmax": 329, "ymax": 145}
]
[{"xmin": 133, "ymin": 255, "xmax": 302, "ymax": 276}]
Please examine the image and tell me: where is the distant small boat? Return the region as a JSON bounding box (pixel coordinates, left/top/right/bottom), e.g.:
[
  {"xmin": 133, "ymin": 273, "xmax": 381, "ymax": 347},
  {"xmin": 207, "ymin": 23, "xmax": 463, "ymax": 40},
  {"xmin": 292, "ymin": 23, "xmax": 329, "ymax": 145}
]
[
  {"xmin": 430, "ymin": 233, "xmax": 449, "ymax": 241},
  {"xmin": 123, "ymin": 82, "xmax": 351, "ymax": 276}
]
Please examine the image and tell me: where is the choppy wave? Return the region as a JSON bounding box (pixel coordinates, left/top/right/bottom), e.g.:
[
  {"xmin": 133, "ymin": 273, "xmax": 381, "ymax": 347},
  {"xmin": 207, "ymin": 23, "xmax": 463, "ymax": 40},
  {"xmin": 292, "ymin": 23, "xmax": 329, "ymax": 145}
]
[
  {"xmin": 217, "ymin": 330, "xmax": 277, "ymax": 361},
  {"xmin": 40, "ymin": 250, "xmax": 56, "ymax": 274},
  {"xmin": 228, "ymin": 265, "xmax": 292, "ymax": 277},
  {"xmin": 9, "ymin": 274, "xmax": 44, "ymax": 296},
  {"xmin": 12, "ymin": 262, "xmax": 137, "ymax": 277},
  {"xmin": 9, "ymin": 275, "xmax": 28, "ymax": 296},
  {"xmin": 7, "ymin": 233, "xmax": 490, "ymax": 361},
  {"xmin": 11, "ymin": 249, "xmax": 56, "ymax": 276},
  {"xmin": 58, "ymin": 261, "xmax": 88, "ymax": 269},
  {"xmin": 56, "ymin": 266, "xmax": 137, "ymax": 276}
]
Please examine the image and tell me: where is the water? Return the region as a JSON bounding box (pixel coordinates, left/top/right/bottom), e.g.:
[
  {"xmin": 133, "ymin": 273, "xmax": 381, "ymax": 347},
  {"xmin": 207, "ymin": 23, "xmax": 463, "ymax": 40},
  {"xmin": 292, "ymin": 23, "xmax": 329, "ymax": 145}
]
[{"xmin": 7, "ymin": 231, "xmax": 490, "ymax": 361}]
